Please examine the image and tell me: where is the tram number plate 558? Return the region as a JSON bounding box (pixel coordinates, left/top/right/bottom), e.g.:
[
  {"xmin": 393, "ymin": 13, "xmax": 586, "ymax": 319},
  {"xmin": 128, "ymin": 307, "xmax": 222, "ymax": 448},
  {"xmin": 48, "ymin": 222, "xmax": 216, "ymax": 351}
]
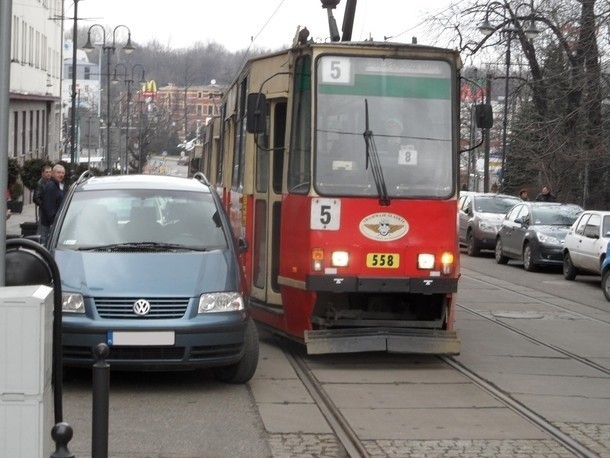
[{"xmin": 366, "ymin": 253, "xmax": 400, "ymax": 268}]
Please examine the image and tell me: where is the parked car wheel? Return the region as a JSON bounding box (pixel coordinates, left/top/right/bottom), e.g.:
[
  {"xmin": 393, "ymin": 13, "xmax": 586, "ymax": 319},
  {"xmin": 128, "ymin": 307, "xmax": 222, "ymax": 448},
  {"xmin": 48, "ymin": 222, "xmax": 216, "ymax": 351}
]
[
  {"xmin": 563, "ymin": 252, "xmax": 578, "ymax": 280},
  {"xmin": 214, "ymin": 319, "xmax": 259, "ymax": 384},
  {"xmin": 602, "ymin": 269, "xmax": 610, "ymax": 302},
  {"xmin": 523, "ymin": 244, "xmax": 538, "ymax": 272},
  {"xmin": 466, "ymin": 230, "xmax": 481, "ymax": 257},
  {"xmin": 495, "ymin": 237, "xmax": 509, "ymax": 264}
]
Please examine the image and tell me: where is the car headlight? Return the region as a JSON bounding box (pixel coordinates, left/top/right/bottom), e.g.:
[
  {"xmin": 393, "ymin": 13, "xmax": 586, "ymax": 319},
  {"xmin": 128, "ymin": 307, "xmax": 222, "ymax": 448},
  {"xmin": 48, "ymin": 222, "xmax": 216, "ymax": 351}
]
[
  {"xmin": 198, "ymin": 292, "xmax": 244, "ymax": 313},
  {"xmin": 536, "ymin": 232, "xmax": 561, "ymax": 245},
  {"xmin": 478, "ymin": 220, "xmax": 496, "ymax": 231},
  {"xmin": 62, "ymin": 292, "xmax": 85, "ymax": 313}
]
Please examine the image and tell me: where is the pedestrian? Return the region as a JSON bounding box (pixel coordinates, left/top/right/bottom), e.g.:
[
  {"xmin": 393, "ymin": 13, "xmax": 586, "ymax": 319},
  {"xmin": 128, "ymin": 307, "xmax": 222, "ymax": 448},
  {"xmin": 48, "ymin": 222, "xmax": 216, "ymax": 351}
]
[
  {"xmin": 39, "ymin": 164, "xmax": 66, "ymax": 244},
  {"xmin": 33, "ymin": 164, "xmax": 52, "ymax": 223},
  {"xmin": 490, "ymin": 183, "xmax": 499, "ymax": 193},
  {"xmin": 519, "ymin": 188, "xmax": 529, "ymax": 201},
  {"xmin": 535, "ymin": 185, "xmax": 556, "ymax": 202}
]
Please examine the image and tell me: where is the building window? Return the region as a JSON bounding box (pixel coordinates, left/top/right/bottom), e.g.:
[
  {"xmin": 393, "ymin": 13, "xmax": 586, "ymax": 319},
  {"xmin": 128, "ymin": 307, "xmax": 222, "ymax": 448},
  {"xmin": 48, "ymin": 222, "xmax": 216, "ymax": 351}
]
[{"xmin": 84, "ymin": 67, "xmax": 90, "ymax": 80}]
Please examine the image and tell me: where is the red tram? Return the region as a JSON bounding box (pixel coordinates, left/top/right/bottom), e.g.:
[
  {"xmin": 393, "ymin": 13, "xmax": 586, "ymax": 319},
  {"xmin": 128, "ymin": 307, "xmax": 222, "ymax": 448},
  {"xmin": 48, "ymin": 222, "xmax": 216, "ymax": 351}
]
[{"xmin": 199, "ymin": 3, "xmax": 487, "ymax": 354}]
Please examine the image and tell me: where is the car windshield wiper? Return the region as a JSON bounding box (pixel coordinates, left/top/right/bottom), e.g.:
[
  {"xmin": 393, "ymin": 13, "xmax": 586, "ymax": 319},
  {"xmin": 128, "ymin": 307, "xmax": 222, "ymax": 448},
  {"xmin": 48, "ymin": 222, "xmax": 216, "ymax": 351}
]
[{"xmin": 78, "ymin": 242, "xmax": 209, "ymax": 252}]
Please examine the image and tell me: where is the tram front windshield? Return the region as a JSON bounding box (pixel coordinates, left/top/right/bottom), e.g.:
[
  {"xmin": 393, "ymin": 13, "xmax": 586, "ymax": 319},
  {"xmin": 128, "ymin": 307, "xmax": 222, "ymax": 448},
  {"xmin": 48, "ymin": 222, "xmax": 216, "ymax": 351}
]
[{"xmin": 315, "ymin": 56, "xmax": 453, "ymax": 198}]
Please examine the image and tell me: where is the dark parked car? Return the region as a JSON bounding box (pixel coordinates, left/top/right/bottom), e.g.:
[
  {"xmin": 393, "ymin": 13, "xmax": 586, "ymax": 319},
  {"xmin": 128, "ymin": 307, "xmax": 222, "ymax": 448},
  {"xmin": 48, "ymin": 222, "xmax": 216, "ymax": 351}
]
[
  {"xmin": 459, "ymin": 192, "xmax": 521, "ymax": 256},
  {"xmin": 494, "ymin": 201, "xmax": 583, "ymax": 271},
  {"xmin": 48, "ymin": 172, "xmax": 258, "ymax": 383}
]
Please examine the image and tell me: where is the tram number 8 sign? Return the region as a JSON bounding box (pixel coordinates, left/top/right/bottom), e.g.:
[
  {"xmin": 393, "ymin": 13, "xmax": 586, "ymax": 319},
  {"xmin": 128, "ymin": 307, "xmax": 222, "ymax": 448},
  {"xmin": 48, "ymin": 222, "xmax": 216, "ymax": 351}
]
[{"xmin": 366, "ymin": 253, "xmax": 400, "ymax": 268}]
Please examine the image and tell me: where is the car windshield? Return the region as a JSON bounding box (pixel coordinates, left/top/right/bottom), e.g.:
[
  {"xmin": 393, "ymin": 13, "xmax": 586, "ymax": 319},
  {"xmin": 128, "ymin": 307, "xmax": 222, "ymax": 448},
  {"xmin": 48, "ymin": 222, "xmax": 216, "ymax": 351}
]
[
  {"xmin": 475, "ymin": 196, "xmax": 520, "ymax": 214},
  {"xmin": 531, "ymin": 205, "xmax": 582, "ymax": 226},
  {"xmin": 56, "ymin": 188, "xmax": 228, "ymax": 250}
]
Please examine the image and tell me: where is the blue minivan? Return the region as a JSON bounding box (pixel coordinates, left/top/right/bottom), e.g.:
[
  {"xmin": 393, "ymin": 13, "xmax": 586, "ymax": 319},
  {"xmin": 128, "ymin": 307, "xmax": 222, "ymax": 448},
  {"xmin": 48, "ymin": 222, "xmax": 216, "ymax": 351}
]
[{"xmin": 48, "ymin": 172, "xmax": 258, "ymax": 383}]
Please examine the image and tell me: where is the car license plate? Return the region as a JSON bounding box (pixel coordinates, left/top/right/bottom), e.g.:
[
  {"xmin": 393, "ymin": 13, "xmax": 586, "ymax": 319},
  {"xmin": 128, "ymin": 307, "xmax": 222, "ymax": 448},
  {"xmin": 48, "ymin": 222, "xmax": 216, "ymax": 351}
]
[
  {"xmin": 366, "ymin": 253, "xmax": 400, "ymax": 268},
  {"xmin": 107, "ymin": 331, "xmax": 175, "ymax": 346}
]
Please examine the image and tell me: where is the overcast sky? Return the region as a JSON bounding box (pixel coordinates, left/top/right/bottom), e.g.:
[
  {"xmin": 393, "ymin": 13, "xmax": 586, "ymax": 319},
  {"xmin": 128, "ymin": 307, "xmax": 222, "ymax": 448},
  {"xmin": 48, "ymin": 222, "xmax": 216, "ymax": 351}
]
[{"xmin": 76, "ymin": 0, "xmax": 457, "ymax": 52}]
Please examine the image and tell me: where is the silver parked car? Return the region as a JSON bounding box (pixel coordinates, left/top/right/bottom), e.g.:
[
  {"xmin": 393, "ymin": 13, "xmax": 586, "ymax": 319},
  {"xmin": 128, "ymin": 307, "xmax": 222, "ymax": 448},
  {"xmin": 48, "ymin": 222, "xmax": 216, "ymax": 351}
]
[
  {"xmin": 459, "ymin": 192, "xmax": 521, "ymax": 256},
  {"xmin": 562, "ymin": 210, "xmax": 610, "ymax": 280}
]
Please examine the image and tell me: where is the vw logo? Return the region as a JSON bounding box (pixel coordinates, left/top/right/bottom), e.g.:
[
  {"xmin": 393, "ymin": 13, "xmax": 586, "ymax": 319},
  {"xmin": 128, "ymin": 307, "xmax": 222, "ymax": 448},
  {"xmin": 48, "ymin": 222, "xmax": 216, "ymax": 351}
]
[{"xmin": 133, "ymin": 299, "xmax": 151, "ymax": 316}]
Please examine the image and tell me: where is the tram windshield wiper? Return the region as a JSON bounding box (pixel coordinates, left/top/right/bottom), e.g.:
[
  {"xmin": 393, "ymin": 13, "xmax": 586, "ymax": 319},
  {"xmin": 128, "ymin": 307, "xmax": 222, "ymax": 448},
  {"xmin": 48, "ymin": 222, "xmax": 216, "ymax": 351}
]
[{"xmin": 362, "ymin": 99, "xmax": 390, "ymax": 206}]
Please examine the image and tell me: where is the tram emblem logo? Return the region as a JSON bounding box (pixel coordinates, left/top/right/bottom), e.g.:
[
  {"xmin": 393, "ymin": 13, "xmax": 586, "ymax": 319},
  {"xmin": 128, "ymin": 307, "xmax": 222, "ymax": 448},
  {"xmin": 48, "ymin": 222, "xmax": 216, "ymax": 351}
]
[{"xmin": 360, "ymin": 213, "xmax": 408, "ymax": 241}]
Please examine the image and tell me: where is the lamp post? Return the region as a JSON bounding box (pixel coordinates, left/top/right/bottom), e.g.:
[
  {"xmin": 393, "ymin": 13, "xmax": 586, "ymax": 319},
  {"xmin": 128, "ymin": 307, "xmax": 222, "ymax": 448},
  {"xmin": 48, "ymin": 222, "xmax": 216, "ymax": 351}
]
[
  {"xmin": 83, "ymin": 24, "xmax": 135, "ymax": 174},
  {"xmin": 112, "ymin": 63, "xmax": 146, "ymax": 174},
  {"xmin": 479, "ymin": 1, "xmax": 539, "ymax": 192},
  {"xmin": 69, "ymin": 0, "xmax": 80, "ymax": 177}
]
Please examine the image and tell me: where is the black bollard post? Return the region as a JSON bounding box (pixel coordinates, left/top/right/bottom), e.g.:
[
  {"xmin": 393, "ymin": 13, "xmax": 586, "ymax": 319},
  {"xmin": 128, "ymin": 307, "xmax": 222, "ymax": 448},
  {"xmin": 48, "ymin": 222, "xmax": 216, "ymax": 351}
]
[
  {"xmin": 50, "ymin": 422, "xmax": 75, "ymax": 458},
  {"xmin": 91, "ymin": 343, "xmax": 110, "ymax": 458}
]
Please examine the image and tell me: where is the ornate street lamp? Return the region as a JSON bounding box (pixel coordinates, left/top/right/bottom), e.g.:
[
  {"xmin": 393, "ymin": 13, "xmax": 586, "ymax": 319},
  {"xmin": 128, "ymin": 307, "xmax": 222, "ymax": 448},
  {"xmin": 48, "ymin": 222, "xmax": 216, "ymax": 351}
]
[
  {"xmin": 83, "ymin": 25, "xmax": 135, "ymax": 174},
  {"xmin": 112, "ymin": 63, "xmax": 146, "ymax": 174},
  {"xmin": 479, "ymin": 1, "xmax": 539, "ymax": 192}
]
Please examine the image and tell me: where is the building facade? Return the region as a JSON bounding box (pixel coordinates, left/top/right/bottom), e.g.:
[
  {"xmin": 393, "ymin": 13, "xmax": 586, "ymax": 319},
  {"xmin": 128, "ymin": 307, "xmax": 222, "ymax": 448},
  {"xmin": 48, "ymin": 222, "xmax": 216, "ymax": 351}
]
[
  {"xmin": 9, "ymin": 0, "xmax": 63, "ymax": 162},
  {"xmin": 156, "ymin": 84, "xmax": 222, "ymax": 141}
]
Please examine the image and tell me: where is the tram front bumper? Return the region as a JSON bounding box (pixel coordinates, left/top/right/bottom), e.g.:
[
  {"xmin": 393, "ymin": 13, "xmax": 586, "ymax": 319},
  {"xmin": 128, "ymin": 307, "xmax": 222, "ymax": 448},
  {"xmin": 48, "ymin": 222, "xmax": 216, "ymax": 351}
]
[
  {"xmin": 304, "ymin": 327, "xmax": 460, "ymax": 355},
  {"xmin": 305, "ymin": 275, "xmax": 458, "ymax": 293}
]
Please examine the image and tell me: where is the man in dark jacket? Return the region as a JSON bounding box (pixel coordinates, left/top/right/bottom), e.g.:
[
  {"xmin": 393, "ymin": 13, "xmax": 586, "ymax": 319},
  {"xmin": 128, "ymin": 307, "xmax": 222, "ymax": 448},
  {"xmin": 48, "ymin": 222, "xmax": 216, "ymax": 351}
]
[
  {"xmin": 33, "ymin": 164, "xmax": 52, "ymax": 222},
  {"xmin": 535, "ymin": 185, "xmax": 556, "ymax": 202},
  {"xmin": 39, "ymin": 164, "xmax": 65, "ymax": 244}
]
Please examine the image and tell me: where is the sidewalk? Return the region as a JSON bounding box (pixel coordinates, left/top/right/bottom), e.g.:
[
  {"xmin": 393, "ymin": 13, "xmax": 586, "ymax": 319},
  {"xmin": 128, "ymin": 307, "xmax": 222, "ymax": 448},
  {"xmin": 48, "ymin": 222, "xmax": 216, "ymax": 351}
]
[{"xmin": 6, "ymin": 203, "xmax": 38, "ymax": 237}]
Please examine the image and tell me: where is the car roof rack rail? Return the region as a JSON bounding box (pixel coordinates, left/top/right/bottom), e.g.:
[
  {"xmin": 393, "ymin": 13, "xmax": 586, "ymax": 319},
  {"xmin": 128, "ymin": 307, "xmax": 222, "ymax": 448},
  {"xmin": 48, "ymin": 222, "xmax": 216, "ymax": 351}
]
[
  {"xmin": 192, "ymin": 172, "xmax": 210, "ymax": 186},
  {"xmin": 76, "ymin": 170, "xmax": 94, "ymax": 185}
]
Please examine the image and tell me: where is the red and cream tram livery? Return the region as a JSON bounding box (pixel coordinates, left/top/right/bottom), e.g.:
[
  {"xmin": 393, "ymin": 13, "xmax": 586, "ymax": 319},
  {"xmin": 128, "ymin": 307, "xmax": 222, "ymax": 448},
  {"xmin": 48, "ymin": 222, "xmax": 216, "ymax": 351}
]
[{"xmin": 200, "ymin": 39, "xmax": 466, "ymax": 354}]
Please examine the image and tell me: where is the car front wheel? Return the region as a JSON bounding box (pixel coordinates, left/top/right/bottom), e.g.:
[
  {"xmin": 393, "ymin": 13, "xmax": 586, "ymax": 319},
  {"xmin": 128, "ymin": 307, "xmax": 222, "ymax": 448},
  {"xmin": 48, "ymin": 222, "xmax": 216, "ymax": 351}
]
[
  {"xmin": 602, "ymin": 269, "xmax": 610, "ymax": 302},
  {"xmin": 467, "ymin": 231, "xmax": 481, "ymax": 257},
  {"xmin": 214, "ymin": 318, "xmax": 259, "ymax": 384},
  {"xmin": 523, "ymin": 244, "xmax": 538, "ymax": 272},
  {"xmin": 563, "ymin": 252, "xmax": 578, "ymax": 280},
  {"xmin": 495, "ymin": 237, "xmax": 509, "ymax": 264}
]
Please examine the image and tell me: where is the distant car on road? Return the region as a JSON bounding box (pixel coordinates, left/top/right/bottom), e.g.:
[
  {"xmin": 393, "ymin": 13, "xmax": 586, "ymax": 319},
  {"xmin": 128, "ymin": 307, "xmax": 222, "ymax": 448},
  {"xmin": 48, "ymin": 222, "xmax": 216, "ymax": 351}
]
[
  {"xmin": 562, "ymin": 210, "xmax": 610, "ymax": 280},
  {"xmin": 48, "ymin": 172, "xmax": 258, "ymax": 383},
  {"xmin": 494, "ymin": 201, "xmax": 583, "ymax": 271},
  {"xmin": 602, "ymin": 244, "xmax": 610, "ymax": 301},
  {"xmin": 459, "ymin": 192, "xmax": 521, "ymax": 256}
]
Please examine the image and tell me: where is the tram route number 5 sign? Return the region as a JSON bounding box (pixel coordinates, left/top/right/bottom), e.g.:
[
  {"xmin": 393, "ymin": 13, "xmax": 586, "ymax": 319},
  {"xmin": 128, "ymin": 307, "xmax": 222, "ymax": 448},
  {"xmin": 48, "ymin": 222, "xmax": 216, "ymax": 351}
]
[{"xmin": 311, "ymin": 198, "xmax": 341, "ymax": 231}]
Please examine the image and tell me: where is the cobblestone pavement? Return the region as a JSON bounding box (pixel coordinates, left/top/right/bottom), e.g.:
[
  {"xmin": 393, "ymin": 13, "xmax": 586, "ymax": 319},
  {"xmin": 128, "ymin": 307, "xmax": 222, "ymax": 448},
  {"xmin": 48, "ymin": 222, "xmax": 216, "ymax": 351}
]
[{"xmin": 267, "ymin": 430, "xmax": 610, "ymax": 457}]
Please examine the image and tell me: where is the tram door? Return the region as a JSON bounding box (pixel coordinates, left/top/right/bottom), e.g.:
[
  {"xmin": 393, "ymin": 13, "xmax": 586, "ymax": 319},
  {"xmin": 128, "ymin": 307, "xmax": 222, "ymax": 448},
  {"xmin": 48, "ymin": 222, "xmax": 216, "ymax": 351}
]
[{"xmin": 251, "ymin": 100, "xmax": 286, "ymax": 308}]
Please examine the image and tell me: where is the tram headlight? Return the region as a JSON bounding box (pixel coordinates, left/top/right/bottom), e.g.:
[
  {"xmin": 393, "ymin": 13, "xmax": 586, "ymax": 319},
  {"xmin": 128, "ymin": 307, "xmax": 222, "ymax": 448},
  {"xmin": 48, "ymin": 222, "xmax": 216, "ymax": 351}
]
[
  {"xmin": 331, "ymin": 251, "xmax": 349, "ymax": 267},
  {"xmin": 417, "ymin": 253, "xmax": 435, "ymax": 270},
  {"xmin": 198, "ymin": 292, "xmax": 244, "ymax": 313},
  {"xmin": 440, "ymin": 252, "xmax": 454, "ymax": 275}
]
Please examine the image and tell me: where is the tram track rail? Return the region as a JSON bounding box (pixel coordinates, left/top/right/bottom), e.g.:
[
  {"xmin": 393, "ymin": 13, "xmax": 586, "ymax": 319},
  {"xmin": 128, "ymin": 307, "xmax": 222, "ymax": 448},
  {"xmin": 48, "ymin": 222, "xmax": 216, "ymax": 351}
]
[
  {"xmin": 281, "ymin": 340, "xmax": 370, "ymax": 458},
  {"xmin": 440, "ymin": 355, "xmax": 599, "ymax": 458},
  {"xmin": 457, "ymin": 302, "xmax": 610, "ymax": 375},
  {"xmin": 461, "ymin": 267, "xmax": 610, "ymax": 324}
]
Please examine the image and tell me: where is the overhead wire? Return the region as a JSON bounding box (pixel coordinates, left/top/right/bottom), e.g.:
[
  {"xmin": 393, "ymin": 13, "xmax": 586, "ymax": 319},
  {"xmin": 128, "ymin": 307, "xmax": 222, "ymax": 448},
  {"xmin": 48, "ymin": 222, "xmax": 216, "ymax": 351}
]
[{"xmin": 235, "ymin": 0, "xmax": 287, "ymax": 73}]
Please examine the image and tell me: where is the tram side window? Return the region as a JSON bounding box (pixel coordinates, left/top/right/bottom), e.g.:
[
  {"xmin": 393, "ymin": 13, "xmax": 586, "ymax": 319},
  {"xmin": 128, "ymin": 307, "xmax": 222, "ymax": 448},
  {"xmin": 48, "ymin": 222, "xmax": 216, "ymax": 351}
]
[
  {"xmin": 216, "ymin": 104, "xmax": 227, "ymax": 186},
  {"xmin": 233, "ymin": 78, "xmax": 248, "ymax": 192},
  {"xmin": 255, "ymin": 103, "xmax": 270, "ymax": 193},
  {"xmin": 288, "ymin": 55, "xmax": 312, "ymax": 194}
]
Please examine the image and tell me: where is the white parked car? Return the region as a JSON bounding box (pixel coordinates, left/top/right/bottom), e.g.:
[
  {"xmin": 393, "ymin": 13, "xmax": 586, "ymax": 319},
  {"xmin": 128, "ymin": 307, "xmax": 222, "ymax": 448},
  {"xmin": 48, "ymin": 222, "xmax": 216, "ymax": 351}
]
[{"xmin": 562, "ymin": 210, "xmax": 610, "ymax": 280}]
